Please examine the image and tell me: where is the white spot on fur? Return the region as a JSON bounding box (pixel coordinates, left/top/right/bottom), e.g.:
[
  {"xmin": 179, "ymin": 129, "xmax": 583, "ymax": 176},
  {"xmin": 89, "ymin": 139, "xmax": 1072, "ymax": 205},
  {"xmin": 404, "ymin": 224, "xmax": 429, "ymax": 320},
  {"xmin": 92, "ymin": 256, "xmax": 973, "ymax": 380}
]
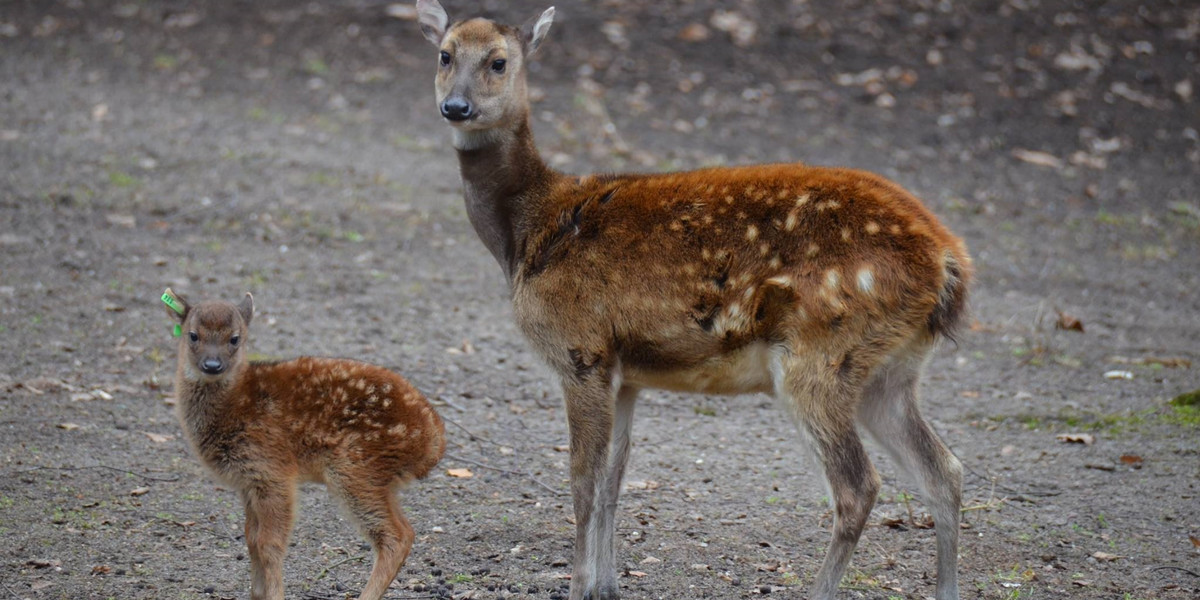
[
  {"xmin": 746, "ymin": 225, "xmax": 759, "ymax": 241},
  {"xmin": 784, "ymin": 211, "xmax": 799, "ymax": 231},
  {"xmin": 857, "ymin": 268, "xmax": 875, "ymax": 293}
]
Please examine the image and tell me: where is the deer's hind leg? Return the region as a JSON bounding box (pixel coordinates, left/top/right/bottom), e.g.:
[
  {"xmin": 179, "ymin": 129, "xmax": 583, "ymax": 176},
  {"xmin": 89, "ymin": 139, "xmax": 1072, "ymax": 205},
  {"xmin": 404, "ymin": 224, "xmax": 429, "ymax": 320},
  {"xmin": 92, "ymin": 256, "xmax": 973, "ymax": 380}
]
[
  {"xmin": 241, "ymin": 480, "xmax": 297, "ymax": 600},
  {"xmin": 858, "ymin": 340, "xmax": 961, "ymax": 600},
  {"xmin": 770, "ymin": 346, "xmax": 880, "ymax": 600},
  {"xmin": 326, "ymin": 472, "xmax": 414, "ymax": 600}
]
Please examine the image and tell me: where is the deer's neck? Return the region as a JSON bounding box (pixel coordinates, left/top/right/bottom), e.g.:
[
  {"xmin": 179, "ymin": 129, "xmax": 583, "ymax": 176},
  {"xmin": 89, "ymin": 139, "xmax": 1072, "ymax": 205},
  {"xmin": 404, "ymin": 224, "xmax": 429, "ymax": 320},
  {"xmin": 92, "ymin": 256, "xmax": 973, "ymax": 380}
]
[
  {"xmin": 173, "ymin": 362, "xmax": 240, "ymax": 439},
  {"xmin": 454, "ymin": 117, "xmax": 556, "ymax": 283}
]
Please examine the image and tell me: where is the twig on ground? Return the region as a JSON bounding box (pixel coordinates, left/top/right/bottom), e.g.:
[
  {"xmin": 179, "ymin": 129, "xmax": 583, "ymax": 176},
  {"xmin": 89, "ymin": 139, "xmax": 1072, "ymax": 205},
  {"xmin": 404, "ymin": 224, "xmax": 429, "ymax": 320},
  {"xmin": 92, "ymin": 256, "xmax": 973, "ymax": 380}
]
[
  {"xmin": 315, "ymin": 554, "xmax": 366, "ymax": 580},
  {"xmin": 14, "ymin": 464, "xmax": 180, "ymax": 482},
  {"xmin": 0, "ymin": 578, "xmax": 21, "ymax": 599},
  {"xmin": 444, "ymin": 452, "xmax": 567, "ymax": 497},
  {"xmin": 439, "ymin": 414, "xmax": 503, "ymax": 448},
  {"xmin": 1151, "ymin": 565, "xmax": 1200, "ymax": 578}
]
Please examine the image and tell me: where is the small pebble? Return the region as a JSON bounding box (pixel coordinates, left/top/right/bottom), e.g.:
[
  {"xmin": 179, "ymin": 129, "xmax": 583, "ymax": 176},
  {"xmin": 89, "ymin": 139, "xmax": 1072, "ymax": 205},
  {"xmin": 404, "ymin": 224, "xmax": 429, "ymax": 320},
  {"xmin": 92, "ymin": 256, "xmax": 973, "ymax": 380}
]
[{"xmin": 760, "ymin": 585, "xmax": 772, "ymax": 594}]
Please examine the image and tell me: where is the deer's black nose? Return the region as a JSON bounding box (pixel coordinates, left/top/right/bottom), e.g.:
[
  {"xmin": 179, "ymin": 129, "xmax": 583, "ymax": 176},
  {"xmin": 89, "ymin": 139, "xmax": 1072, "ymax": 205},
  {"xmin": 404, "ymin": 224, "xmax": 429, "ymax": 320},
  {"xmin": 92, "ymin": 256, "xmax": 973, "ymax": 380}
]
[
  {"xmin": 440, "ymin": 97, "xmax": 473, "ymax": 121},
  {"xmin": 200, "ymin": 358, "xmax": 225, "ymax": 375}
]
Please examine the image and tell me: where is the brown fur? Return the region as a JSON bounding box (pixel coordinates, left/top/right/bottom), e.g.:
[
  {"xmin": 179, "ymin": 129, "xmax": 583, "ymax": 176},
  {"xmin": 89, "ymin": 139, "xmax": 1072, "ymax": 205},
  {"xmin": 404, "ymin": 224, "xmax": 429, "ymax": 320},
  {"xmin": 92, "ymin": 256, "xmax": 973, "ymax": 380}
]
[
  {"xmin": 417, "ymin": 2, "xmax": 969, "ymax": 599},
  {"xmin": 163, "ymin": 290, "xmax": 445, "ymax": 600}
]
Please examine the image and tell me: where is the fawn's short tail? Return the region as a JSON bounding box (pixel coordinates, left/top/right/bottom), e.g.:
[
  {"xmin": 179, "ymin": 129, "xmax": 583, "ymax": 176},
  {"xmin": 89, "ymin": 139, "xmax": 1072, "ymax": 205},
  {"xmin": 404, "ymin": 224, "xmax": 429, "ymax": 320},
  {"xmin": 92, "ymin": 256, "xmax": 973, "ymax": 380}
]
[{"xmin": 928, "ymin": 250, "xmax": 971, "ymax": 343}]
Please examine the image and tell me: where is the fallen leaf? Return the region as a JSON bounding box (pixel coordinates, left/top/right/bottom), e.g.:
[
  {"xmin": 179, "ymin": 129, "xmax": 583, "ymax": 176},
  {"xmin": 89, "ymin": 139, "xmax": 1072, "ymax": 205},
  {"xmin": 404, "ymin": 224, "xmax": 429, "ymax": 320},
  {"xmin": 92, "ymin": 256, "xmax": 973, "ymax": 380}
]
[
  {"xmin": 142, "ymin": 431, "xmax": 174, "ymax": 443},
  {"xmin": 1108, "ymin": 356, "xmax": 1191, "ymax": 369},
  {"xmin": 446, "ymin": 468, "xmax": 473, "ymax": 478},
  {"xmin": 27, "ymin": 559, "xmax": 61, "ymax": 568},
  {"xmin": 960, "ymin": 390, "xmax": 980, "ymax": 398},
  {"xmin": 1055, "ymin": 310, "xmax": 1084, "ymax": 332},
  {"xmin": 385, "ymin": 4, "xmax": 417, "ymax": 20},
  {"xmin": 678, "ymin": 23, "xmax": 710, "ymax": 42},
  {"xmin": 1091, "ymin": 551, "xmax": 1122, "ymax": 561},
  {"xmin": 1071, "ymin": 580, "xmax": 1092, "ymax": 587},
  {"xmin": 640, "ymin": 556, "xmax": 661, "ymax": 565},
  {"xmin": 1118, "ymin": 454, "xmax": 1143, "ymax": 465},
  {"xmin": 57, "ymin": 422, "xmax": 80, "ymax": 431},
  {"xmin": 1189, "ymin": 535, "xmax": 1199, "ymax": 548},
  {"xmin": 1012, "ymin": 148, "xmax": 1064, "ymax": 169},
  {"xmin": 1103, "ymin": 370, "xmax": 1134, "ymax": 380},
  {"xmin": 627, "ymin": 571, "xmax": 647, "ymax": 578},
  {"xmin": 130, "ymin": 486, "xmax": 150, "ymax": 496},
  {"xmin": 31, "ymin": 581, "xmax": 52, "ymax": 591},
  {"xmin": 624, "ymin": 480, "xmax": 659, "ymax": 491},
  {"xmin": 1056, "ymin": 433, "xmax": 1095, "ymax": 445},
  {"xmin": 105, "ymin": 213, "xmax": 135, "ymax": 228},
  {"xmin": 91, "ymin": 565, "xmax": 111, "ymax": 575}
]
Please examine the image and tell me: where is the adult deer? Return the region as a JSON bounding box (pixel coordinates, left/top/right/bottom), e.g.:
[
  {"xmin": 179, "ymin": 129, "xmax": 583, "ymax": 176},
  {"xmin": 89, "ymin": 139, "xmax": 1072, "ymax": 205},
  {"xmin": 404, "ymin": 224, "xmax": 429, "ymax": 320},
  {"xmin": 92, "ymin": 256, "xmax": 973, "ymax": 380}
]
[{"xmin": 416, "ymin": 2, "xmax": 970, "ymax": 599}]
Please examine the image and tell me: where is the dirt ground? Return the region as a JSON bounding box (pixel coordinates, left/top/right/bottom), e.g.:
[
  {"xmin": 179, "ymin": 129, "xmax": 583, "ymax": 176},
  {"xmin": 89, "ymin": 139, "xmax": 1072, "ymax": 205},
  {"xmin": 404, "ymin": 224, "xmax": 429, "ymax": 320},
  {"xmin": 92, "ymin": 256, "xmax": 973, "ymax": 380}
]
[{"xmin": 1, "ymin": 1, "xmax": 1198, "ymax": 599}]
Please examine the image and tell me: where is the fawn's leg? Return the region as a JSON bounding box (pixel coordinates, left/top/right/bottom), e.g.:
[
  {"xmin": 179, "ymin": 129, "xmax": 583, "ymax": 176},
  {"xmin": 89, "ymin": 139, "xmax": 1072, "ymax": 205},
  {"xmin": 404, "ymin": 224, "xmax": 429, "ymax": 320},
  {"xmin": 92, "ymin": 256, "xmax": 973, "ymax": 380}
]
[
  {"xmin": 859, "ymin": 348, "xmax": 962, "ymax": 600},
  {"xmin": 241, "ymin": 482, "xmax": 296, "ymax": 600},
  {"xmin": 563, "ymin": 367, "xmax": 627, "ymax": 600},
  {"xmin": 327, "ymin": 475, "xmax": 414, "ymax": 600},
  {"xmin": 771, "ymin": 349, "xmax": 880, "ymax": 600}
]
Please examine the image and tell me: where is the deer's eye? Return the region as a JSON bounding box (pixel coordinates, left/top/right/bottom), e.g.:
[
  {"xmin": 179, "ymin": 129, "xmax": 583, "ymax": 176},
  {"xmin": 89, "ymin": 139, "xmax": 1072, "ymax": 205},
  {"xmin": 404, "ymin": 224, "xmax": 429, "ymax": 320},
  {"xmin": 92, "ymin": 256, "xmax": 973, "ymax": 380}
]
[
  {"xmin": 439, "ymin": 51, "xmax": 451, "ymax": 67},
  {"xmin": 490, "ymin": 58, "xmax": 506, "ymax": 73},
  {"xmin": 229, "ymin": 335, "xmax": 240, "ymax": 347},
  {"xmin": 188, "ymin": 331, "xmax": 199, "ymax": 343}
]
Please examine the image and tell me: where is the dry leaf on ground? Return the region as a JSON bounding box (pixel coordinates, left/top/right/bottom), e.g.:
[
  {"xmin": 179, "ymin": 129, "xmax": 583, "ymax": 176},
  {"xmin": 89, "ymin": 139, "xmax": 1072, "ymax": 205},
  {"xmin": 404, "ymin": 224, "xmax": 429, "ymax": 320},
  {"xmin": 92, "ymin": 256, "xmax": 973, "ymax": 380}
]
[
  {"xmin": 1012, "ymin": 148, "xmax": 1064, "ymax": 169},
  {"xmin": 446, "ymin": 468, "xmax": 473, "ymax": 478},
  {"xmin": 1119, "ymin": 454, "xmax": 1143, "ymax": 465},
  {"xmin": 1056, "ymin": 433, "xmax": 1095, "ymax": 445},
  {"xmin": 1055, "ymin": 310, "xmax": 1084, "ymax": 332}
]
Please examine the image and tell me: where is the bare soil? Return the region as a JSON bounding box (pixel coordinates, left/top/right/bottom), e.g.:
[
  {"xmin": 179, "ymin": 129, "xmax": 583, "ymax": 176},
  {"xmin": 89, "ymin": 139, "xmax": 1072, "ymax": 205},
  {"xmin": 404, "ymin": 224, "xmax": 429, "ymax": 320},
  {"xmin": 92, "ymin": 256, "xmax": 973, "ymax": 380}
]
[{"xmin": 1, "ymin": 1, "xmax": 1198, "ymax": 599}]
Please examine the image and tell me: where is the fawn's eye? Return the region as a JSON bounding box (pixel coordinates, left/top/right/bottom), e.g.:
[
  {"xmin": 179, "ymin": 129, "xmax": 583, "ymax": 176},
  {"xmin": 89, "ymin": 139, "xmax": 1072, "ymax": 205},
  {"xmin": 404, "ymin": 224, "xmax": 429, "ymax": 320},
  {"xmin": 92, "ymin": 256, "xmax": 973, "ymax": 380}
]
[
  {"xmin": 490, "ymin": 58, "xmax": 506, "ymax": 73},
  {"xmin": 439, "ymin": 51, "xmax": 451, "ymax": 67},
  {"xmin": 229, "ymin": 335, "xmax": 240, "ymax": 347},
  {"xmin": 188, "ymin": 331, "xmax": 199, "ymax": 343}
]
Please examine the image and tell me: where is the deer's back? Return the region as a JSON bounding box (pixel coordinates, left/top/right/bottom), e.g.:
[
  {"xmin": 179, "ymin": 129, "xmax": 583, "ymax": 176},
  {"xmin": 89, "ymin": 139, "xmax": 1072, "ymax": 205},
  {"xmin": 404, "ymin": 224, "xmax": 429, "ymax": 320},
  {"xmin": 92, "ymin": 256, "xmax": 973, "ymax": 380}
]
[
  {"xmin": 512, "ymin": 163, "xmax": 970, "ymax": 384},
  {"xmin": 213, "ymin": 358, "xmax": 445, "ymax": 482}
]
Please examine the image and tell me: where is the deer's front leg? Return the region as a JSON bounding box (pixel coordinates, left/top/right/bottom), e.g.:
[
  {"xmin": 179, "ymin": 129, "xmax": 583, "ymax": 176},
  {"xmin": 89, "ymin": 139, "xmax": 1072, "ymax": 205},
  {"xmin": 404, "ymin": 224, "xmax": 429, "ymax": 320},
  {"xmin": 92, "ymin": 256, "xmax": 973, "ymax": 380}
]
[{"xmin": 563, "ymin": 366, "xmax": 633, "ymax": 600}]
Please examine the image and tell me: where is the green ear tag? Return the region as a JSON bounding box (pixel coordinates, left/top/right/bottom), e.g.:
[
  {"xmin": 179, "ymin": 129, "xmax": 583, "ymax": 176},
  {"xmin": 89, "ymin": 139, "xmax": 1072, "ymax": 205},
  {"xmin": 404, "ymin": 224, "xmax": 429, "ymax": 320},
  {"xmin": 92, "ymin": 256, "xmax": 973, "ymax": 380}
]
[
  {"xmin": 161, "ymin": 290, "xmax": 185, "ymax": 315},
  {"xmin": 162, "ymin": 289, "xmax": 185, "ymax": 337}
]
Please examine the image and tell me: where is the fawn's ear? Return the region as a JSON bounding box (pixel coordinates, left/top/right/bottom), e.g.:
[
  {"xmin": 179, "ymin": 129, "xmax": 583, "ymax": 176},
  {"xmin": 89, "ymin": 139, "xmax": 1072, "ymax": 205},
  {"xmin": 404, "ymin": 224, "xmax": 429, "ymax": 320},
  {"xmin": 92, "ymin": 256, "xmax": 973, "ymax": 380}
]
[
  {"xmin": 237, "ymin": 293, "xmax": 254, "ymax": 327},
  {"xmin": 416, "ymin": 0, "xmax": 449, "ymax": 46},
  {"xmin": 521, "ymin": 7, "xmax": 555, "ymax": 54},
  {"xmin": 162, "ymin": 288, "xmax": 189, "ymax": 323}
]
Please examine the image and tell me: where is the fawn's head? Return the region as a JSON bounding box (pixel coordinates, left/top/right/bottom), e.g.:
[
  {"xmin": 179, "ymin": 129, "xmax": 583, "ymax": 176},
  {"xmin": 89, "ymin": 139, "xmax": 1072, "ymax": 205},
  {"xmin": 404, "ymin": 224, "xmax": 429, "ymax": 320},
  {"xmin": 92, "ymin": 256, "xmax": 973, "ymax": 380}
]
[
  {"xmin": 416, "ymin": 0, "xmax": 554, "ymax": 142},
  {"xmin": 163, "ymin": 289, "xmax": 254, "ymax": 380}
]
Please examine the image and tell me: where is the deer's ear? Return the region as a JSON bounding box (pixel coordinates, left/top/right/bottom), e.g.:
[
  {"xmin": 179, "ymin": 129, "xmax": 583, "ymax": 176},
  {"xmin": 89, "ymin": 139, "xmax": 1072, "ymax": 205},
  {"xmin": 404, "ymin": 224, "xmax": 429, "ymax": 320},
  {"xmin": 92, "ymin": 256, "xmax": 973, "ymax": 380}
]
[
  {"xmin": 522, "ymin": 7, "xmax": 555, "ymax": 54},
  {"xmin": 416, "ymin": 0, "xmax": 449, "ymax": 46},
  {"xmin": 162, "ymin": 288, "xmax": 190, "ymax": 323},
  {"xmin": 237, "ymin": 292, "xmax": 254, "ymax": 327}
]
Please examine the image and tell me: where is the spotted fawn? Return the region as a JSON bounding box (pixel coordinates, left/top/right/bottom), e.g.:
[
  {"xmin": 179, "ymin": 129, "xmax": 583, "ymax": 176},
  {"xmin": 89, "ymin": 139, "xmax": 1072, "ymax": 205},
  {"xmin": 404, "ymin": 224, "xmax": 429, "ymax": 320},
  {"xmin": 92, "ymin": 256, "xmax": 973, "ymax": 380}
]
[
  {"xmin": 416, "ymin": 2, "xmax": 971, "ymax": 598},
  {"xmin": 163, "ymin": 289, "xmax": 445, "ymax": 600}
]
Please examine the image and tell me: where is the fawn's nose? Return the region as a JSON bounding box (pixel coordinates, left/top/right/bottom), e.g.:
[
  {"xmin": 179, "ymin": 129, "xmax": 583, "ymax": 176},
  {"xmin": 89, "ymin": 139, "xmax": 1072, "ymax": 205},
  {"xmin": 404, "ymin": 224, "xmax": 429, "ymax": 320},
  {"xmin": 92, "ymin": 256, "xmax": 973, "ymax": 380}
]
[
  {"xmin": 200, "ymin": 358, "xmax": 225, "ymax": 375},
  {"xmin": 440, "ymin": 97, "xmax": 473, "ymax": 121}
]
